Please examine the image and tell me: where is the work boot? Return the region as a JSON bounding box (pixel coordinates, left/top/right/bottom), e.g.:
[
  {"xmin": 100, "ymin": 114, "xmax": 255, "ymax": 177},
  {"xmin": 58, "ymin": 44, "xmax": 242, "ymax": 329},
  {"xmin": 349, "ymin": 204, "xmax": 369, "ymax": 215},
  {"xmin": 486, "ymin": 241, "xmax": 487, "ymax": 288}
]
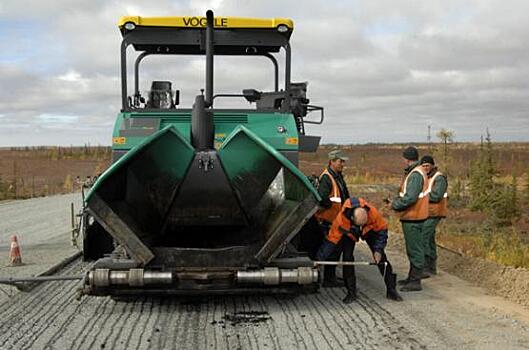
[
  {"xmin": 399, "ymin": 267, "xmax": 422, "ymax": 292},
  {"xmin": 342, "ymin": 291, "xmax": 357, "ymax": 304},
  {"xmin": 387, "ymin": 288, "xmax": 404, "ymax": 301},
  {"xmin": 421, "ymin": 270, "xmax": 431, "ymax": 279},
  {"xmin": 397, "ymin": 278, "xmax": 409, "ymax": 286},
  {"xmin": 397, "ymin": 267, "xmax": 412, "ymax": 286},
  {"xmin": 400, "ymin": 279, "xmax": 422, "ymax": 292},
  {"xmin": 385, "ymin": 273, "xmax": 403, "ymax": 301},
  {"xmin": 427, "ymin": 257, "xmax": 438, "ymax": 275}
]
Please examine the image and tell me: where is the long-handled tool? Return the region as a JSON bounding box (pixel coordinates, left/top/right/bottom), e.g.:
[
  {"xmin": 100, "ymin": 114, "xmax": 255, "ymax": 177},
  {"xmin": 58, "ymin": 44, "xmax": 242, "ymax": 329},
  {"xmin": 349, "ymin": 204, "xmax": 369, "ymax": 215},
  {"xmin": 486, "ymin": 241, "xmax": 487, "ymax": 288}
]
[
  {"xmin": 0, "ymin": 275, "xmax": 84, "ymax": 284},
  {"xmin": 0, "ymin": 275, "xmax": 85, "ymax": 291}
]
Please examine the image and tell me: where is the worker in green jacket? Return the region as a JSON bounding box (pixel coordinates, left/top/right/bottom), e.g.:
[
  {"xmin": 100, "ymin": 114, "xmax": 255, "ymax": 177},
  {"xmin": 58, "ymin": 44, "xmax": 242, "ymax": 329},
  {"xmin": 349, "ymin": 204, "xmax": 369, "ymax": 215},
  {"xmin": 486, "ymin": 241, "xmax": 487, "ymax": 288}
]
[
  {"xmin": 390, "ymin": 146, "xmax": 429, "ymax": 292},
  {"xmin": 420, "ymin": 156, "xmax": 448, "ymax": 276}
]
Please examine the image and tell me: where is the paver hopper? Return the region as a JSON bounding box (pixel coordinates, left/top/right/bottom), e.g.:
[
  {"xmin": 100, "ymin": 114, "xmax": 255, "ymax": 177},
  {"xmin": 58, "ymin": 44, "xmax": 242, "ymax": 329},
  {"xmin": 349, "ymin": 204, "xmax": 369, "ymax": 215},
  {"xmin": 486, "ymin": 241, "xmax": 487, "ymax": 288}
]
[{"xmin": 81, "ymin": 10, "xmax": 325, "ymax": 296}]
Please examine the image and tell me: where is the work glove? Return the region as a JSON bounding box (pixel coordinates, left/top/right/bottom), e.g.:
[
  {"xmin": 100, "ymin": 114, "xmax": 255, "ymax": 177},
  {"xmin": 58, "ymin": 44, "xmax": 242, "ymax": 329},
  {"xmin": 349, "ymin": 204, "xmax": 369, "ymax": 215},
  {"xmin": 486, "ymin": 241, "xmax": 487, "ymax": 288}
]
[{"xmin": 315, "ymin": 240, "xmax": 336, "ymax": 261}]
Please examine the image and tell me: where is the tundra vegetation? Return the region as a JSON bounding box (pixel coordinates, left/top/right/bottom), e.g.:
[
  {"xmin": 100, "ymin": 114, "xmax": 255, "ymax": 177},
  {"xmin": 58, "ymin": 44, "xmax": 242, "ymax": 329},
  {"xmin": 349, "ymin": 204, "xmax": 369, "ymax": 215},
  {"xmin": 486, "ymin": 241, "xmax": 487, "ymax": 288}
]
[
  {"xmin": 301, "ymin": 131, "xmax": 529, "ymax": 268},
  {"xmin": 1, "ymin": 134, "xmax": 528, "ymax": 268},
  {"xmin": 0, "ymin": 145, "xmax": 111, "ymax": 200}
]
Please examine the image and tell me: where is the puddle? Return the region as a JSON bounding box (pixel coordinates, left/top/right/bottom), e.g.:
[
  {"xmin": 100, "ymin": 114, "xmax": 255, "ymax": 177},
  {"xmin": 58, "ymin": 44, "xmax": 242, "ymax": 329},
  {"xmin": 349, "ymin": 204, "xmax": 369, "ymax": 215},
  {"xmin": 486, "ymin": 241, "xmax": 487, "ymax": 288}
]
[{"xmin": 215, "ymin": 311, "xmax": 272, "ymax": 326}]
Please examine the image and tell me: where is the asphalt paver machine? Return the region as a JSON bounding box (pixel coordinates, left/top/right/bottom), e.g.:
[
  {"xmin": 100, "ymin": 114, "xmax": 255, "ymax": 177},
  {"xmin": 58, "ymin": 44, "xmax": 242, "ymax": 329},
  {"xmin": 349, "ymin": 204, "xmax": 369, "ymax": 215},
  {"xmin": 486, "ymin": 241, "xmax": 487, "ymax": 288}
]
[{"xmin": 81, "ymin": 10, "xmax": 326, "ymax": 296}]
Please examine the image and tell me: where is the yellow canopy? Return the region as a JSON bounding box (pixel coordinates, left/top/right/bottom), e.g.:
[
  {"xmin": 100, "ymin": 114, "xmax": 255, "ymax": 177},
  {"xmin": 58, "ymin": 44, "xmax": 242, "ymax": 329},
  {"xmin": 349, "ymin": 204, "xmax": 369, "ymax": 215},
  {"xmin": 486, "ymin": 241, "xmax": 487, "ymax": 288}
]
[{"xmin": 118, "ymin": 16, "xmax": 293, "ymax": 30}]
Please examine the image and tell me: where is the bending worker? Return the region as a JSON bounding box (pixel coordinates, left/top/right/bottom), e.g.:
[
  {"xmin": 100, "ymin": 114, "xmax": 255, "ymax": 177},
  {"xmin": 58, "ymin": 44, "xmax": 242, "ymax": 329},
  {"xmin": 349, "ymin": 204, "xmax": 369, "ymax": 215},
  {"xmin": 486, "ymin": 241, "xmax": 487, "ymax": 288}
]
[
  {"xmin": 420, "ymin": 155, "xmax": 448, "ymax": 276},
  {"xmin": 316, "ymin": 197, "xmax": 403, "ymax": 304},
  {"xmin": 314, "ymin": 149, "xmax": 350, "ymax": 287},
  {"xmin": 390, "ymin": 146, "xmax": 429, "ymax": 292}
]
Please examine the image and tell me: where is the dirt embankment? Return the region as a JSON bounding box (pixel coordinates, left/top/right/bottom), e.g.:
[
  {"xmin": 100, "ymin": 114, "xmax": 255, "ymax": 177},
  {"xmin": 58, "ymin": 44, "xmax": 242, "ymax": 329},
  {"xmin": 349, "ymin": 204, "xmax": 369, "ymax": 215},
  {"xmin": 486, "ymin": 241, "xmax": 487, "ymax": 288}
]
[
  {"xmin": 389, "ymin": 233, "xmax": 529, "ymax": 308},
  {"xmin": 437, "ymin": 245, "xmax": 529, "ymax": 308}
]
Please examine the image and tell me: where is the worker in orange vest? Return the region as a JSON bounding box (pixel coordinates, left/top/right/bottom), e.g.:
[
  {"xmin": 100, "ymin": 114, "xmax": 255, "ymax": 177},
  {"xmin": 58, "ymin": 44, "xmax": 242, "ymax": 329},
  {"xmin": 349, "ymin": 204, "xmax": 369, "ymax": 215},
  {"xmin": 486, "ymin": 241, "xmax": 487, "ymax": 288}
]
[
  {"xmin": 420, "ymin": 155, "xmax": 448, "ymax": 276},
  {"xmin": 390, "ymin": 146, "xmax": 429, "ymax": 292},
  {"xmin": 314, "ymin": 150, "xmax": 350, "ymax": 287},
  {"xmin": 314, "ymin": 150, "xmax": 349, "ymax": 287},
  {"xmin": 314, "ymin": 150, "xmax": 350, "ymax": 286},
  {"xmin": 316, "ymin": 197, "xmax": 403, "ymax": 303}
]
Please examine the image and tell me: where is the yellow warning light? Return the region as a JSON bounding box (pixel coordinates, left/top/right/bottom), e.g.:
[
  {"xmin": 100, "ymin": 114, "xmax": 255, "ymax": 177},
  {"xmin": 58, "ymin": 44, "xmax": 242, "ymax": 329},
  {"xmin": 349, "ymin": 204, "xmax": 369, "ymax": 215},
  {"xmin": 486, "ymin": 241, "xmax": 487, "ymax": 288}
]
[
  {"xmin": 112, "ymin": 137, "xmax": 127, "ymax": 145},
  {"xmin": 285, "ymin": 137, "xmax": 298, "ymax": 145}
]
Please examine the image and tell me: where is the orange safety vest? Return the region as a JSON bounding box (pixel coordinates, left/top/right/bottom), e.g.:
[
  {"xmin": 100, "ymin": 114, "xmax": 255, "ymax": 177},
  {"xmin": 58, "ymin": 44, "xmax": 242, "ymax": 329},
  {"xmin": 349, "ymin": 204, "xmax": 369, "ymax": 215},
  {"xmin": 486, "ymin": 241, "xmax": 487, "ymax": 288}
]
[
  {"xmin": 314, "ymin": 168, "xmax": 343, "ymax": 223},
  {"xmin": 426, "ymin": 171, "xmax": 448, "ymax": 218},
  {"xmin": 398, "ymin": 165, "xmax": 429, "ymax": 221},
  {"xmin": 327, "ymin": 197, "xmax": 388, "ymax": 244}
]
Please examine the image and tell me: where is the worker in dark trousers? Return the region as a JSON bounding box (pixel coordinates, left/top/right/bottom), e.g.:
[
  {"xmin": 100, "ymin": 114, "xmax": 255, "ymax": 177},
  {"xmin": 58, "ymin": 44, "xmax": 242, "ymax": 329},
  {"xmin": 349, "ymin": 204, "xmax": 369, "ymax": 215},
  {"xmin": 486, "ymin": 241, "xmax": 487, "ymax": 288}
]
[
  {"xmin": 314, "ymin": 150, "xmax": 350, "ymax": 287},
  {"xmin": 390, "ymin": 146, "xmax": 429, "ymax": 292},
  {"xmin": 316, "ymin": 197, "xmax": 403, "ymax": 303},
  {"xmin": 420, "ymin": 156, "xmax": 448, "ymax": 276}
]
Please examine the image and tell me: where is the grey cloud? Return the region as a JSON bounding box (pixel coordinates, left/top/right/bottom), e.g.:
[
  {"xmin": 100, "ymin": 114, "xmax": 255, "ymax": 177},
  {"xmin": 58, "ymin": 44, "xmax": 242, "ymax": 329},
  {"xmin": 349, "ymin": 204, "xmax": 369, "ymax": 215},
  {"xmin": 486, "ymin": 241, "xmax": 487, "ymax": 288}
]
[{"xmin": 1, "ymin": 0, "xmax": 529, "ymax": 146}]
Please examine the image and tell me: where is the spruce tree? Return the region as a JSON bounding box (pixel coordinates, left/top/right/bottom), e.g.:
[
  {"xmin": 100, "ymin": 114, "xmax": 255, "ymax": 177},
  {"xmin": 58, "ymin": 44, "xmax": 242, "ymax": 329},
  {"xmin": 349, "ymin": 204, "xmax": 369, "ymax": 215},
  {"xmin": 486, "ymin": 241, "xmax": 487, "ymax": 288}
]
[
  {"xmin": 469, "ymin": 130, "xmax": 496, "ymax": 211},
  {"xmin": 525, "ymin": 171, "xmax": 529, "ymax": 204},
  {"xmin": 489, "ymin": 174, "xmax": 520, "ymax": 226},
  {"xmin": 511, "ymin": 174, "xmax": 520, "ymax": 219},
  {"xmin": 0, "ymin": 175, "xmax": 4, "ymax": 200}
]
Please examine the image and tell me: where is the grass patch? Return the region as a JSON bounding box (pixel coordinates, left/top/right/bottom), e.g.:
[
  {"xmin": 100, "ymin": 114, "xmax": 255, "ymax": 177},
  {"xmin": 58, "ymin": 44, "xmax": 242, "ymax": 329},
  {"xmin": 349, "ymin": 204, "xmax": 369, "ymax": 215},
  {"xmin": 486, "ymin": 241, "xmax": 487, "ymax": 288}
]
[
  {"xmin": 388, "ymin": 216, "xmax": 529, "ymax": 268},
  {"xmin": 477, "ymin": 228, "xmax": 529, "ymax": 268},
  {"xmin": 438, "ymin": 222, "xmax": 529, "ymax": 268}
]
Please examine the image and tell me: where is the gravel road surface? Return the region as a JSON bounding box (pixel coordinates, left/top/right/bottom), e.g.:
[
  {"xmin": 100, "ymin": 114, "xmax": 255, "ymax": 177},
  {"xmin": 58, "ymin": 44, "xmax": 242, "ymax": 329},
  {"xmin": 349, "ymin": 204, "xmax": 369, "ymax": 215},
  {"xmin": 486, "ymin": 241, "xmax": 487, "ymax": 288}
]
[
  {"xmin": 1, "ymin": 194, "xmax": 529, "ymax": 350},
  {"xmin": 0, "ymin": 193, "xmax": 81, "ymax": 300},
  {"xmin": 0, "ymin": 193, "xmax": 81, "ymax": 248}
]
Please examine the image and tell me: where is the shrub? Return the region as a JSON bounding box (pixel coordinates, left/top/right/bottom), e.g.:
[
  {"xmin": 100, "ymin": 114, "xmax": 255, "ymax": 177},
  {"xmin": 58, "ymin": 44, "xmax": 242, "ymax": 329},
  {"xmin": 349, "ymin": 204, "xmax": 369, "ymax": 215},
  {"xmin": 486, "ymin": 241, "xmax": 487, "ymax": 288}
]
[
  {"xmin": 487, "ymin": 175, "xmax": 520, "ymax": 226},
  {"xmin": 478, "ymin": 228, "xmax": 529, "ymax": 268},
  {"xmin": 469, "ymin": 131, "xmax": 495, "ymax": 211},
  {"xmin": 63, "ymin": 174, "xmax": 73, "ymax": 192}
]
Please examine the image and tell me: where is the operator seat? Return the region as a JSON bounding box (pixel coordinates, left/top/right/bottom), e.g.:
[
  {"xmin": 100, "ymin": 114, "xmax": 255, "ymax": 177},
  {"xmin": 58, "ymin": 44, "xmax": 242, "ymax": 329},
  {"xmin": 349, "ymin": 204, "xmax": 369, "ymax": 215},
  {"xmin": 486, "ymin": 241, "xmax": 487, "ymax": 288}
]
[{"xmin": 147, "ymin": 81, "xmax": 175, "ymax": 109}]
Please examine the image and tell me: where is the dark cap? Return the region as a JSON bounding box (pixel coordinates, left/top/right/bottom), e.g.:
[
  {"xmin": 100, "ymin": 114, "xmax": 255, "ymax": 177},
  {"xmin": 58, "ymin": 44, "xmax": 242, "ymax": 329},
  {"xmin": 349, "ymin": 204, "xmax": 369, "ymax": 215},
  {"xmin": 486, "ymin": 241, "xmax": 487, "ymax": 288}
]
[
  {"xmin": 402, "ymin": 146, "xmax": 419, "ymax": 161},
  {"xmin": 328, "ymin": 150, "xmax": 349, "ymax": 161},
  {"xmin": 420, "ymin": 155, "xmax": 435, "ymax": 165}
]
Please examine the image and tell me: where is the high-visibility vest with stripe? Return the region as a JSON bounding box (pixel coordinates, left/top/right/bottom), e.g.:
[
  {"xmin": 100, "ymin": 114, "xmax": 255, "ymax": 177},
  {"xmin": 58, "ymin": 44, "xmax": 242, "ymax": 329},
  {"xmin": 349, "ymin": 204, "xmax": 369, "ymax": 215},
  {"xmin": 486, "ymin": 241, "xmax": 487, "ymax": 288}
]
[
  {"xmin": 398, "ymin": 165, "xmax": 429, "ymax": 221},
  {"xmin": 315, "ymin": 169, "xmax": 343, "ymax": 223},
  {"xmin": 426, "ymin": 171, "xmax": 448, "ymax": 218},
  {"xmin": 327, "ymin": 197, "xmax": 388, "ymax": 244}
]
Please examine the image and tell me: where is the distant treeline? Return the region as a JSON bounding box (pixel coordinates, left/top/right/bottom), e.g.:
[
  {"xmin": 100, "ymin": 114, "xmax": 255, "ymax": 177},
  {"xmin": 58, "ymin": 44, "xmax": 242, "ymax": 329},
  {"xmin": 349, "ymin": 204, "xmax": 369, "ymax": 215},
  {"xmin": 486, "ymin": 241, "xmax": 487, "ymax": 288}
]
[
  {"xmin": 0, "ymin": 145, "xmax": 111, "ymax": 200},
  {"xmin": 1, "ymin": 145, "xmax": 112, "ymax": 161}
]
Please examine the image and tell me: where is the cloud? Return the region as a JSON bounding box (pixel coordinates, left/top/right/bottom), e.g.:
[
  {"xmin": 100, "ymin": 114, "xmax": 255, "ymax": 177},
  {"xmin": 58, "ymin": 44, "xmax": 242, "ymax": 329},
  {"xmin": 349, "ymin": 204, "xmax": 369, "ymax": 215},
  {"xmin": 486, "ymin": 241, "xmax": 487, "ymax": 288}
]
[{"xmin": 0, "ymin": 0, "xmax": 529, "ymax": 146}]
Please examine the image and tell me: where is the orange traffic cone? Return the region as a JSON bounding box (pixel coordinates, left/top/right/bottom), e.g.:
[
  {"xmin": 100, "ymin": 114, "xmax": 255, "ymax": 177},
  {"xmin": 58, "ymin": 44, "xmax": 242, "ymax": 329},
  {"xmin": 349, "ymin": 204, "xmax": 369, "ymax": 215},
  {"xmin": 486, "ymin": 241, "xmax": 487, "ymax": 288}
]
[{"xmin": 9, "ymin": 235, "xmax": 23, "ymax": 266}]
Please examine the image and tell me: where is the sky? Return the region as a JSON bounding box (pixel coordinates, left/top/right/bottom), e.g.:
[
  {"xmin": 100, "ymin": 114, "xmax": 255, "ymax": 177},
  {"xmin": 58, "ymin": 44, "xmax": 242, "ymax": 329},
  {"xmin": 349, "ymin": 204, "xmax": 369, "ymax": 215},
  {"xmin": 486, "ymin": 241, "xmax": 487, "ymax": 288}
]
[{"xmin": 1, "ymin": 0, "xmax": 529, "ymax": 146}]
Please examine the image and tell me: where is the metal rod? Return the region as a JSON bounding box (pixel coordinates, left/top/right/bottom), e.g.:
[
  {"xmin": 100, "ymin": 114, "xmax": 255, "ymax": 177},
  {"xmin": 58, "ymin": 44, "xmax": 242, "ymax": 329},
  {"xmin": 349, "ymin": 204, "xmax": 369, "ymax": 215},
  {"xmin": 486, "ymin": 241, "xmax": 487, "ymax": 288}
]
[
  {"xmin": 212, "ymin": 94, "xmax": 244, "ymax": 100},
  {"xmin": 70, "ymin": 202, "xmax": 75, "ymax": 229},
  {"xmin": 263, "ymin": 53, "xmax": 279, "ymax": 91},
  {"xmin": 0, "ymin": 275, "xmax": 84, "ymax": 285},
  {"xmin": 314, "ymin": 261, "xmax": 382, "ymax": 266},
  {"xmin": 205, "ymin": 10, "xmax": 214, "ymax": 107},
  {"xmin": 283, "ymin": 43, "xmax": 291, "ymax": 111},
  {"xmin": 304, "ymin": 105, "xmax": 325, "ymax": 125},
  {"xmin": 120, "ymin": 39, "xmax": 129, "ymax": 111},
  {"xmin": 134, "ymin": 51, "xmax": 150, "ymax": 98}
]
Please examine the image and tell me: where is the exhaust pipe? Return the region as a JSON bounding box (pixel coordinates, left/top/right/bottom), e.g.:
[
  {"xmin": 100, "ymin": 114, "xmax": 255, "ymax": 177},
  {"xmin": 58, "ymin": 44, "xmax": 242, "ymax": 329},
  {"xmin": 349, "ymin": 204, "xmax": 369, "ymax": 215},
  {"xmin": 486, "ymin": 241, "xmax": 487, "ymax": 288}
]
[
  {"xmin": 205, "ymin": 9, "xmax": 214, "ymax": 107},
  {"xmin": 191, "ymin": 10, "xmax": 215, "ymax": 150}
]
